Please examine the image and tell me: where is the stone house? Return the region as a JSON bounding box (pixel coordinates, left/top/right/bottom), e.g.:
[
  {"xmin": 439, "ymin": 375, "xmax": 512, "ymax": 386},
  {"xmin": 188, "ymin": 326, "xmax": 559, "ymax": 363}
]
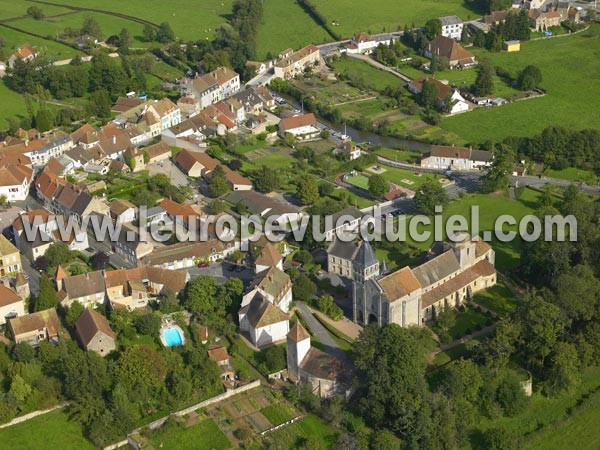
[{"xmin": 75, "ymin": 308, "xmax": 116, "ymax": 356}]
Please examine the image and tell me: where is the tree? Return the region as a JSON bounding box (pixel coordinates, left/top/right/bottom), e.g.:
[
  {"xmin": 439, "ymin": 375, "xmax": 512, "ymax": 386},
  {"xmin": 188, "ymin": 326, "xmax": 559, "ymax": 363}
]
[
  {"xmin": 81, "ymin": 16, "xmax": 103, "ymax": 39},
  {"xmin": 296, "ymin": 174, "xmax": 320, "ymax": 205},
  {"xmin": 292, "ymin": 274, "xmax": 317, "ymax": 302},
  {"xmin": 481, "ymin": 144, "xmax": 515, "ymax": 193},
  {"xmin": 26, "ymin": 6, "xmax": 44, "ymax": 19},
  {"xmin": 424, "ymin": 19, "xmax": 442, "ymax": 40},
  {"xmin": 434, "ymin": 307, "xmax": 456, "ymax": 343},
  {"xmin": 413, "ymin": 178, "xmax": 449, "ymax": 215},
  {"xmin": 208, "ymin": 199, "xmax": 226, "ymax": 214},
  {"xmin": 461, "ymin": 26, "xmax": 470, "ymax": 44},
  {"xmin": 65, "ymin": 301, "xmax": 84, "ymax": 327},
  {"xmin": 12, "ymin": 343, "xmax": 35, "ymax": 362},
  {"xmin": 473, "ymin": 61, "xmax": 494, "ymax": 96},
  {"xmin": 134, "ymin": 313, "xmax": 161, "ymax": 336},
  {"xmin": 115, "ymin": 345, "xmax": 167, "ymax": 392},
  {"xmin": 159, "ymin": 288, "xmax": 181, "ymax": 313},
  {"xmin": 34, "ymin": 108, "xmax": 53, "ymax": 132},
  {"xmin": 547, "ymin": 341, "xmax": 581, "ymax": 394},
  {"xmin": 254, "ymin": 166, "xmax": 279, "ymax": 193},
  {"xmin": 9, "ymin": 375, "xmax": 32, "ymax": 403},
  {"xmin": 420, "ymin": 80, "xmax": 440, "ymax": 110},
  {"xmin": 157, "ymin": 22, "xmax": 175, "ymax": 43},
  {"xmin": 517, "ymin": 64, "xmax": 542, "ymax": 91},
  {"xmin": 90, "ymin": 251, "xmax": 109, "ymax": 270},
  {"xmin": 35, "ymin": 276, "xmax": 59, "ymax": 311},
  {"xmin": 263, "ymin": 345, "xmax": 286, "ymax": 372},
  {"xmin": 352, "ymin": 325, "xmax": 429, "ymax": 436},
  {"xmin": 208, "ymin": 165, "xmax": 231, "ymax": 198},
  {"xmin": 184, "ymin": 276, "xmax": 218, "ymax": 317},
  {"xmin": 481, "ymin": 428, "xmax": 523, "ymax": 450},
  {"xmin": 370, "ymin": 429, "xmax": 402, "ymax": 450},
  {"xmin": 368, "ymin": 174, "xmax": 388, "ymax": 198},
  {"xmin": 142, "ymin": 24, "xmax": 156, "ymax": 42},
  {"xmin": 441, "ymin": 358, "xmax": 483, "ymax": 402},
  {"xmin": 89, "ymin": 89, "xmax": 111, "ymax": 119},
  {"xmin": 117, "ymin": 28, "xmax": 131, "ymax": 53},
  {"xmin": 552, "ymin": 264, "xmax": 600, "ymax": 322}
]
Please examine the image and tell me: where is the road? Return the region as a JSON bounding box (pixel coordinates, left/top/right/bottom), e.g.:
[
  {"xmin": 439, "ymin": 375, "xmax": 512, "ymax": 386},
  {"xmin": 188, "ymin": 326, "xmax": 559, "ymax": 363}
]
[{"xmin": 295, "ymin": 301, "xmax": 349, "ymax": 364}]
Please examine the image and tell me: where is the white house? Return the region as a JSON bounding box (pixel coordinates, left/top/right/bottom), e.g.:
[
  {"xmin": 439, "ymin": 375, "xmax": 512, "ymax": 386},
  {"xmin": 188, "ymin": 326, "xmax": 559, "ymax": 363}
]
[
  {"xmin": 278, "ymin": 113, "xmax": 320, "ymax": 140},
  {"xmin": 0, "ymin": 284, "xmax": 26, "ymax": 325},
  {"xmin": 448, "ymin": 90, "xmax": 470, "ymax": 115},
  {"xmin": 181, "ymin": 67, "xmax": 241, "ymax": 109},
  {"xmin": 345, "ymin": 32, "xmax": 394, "ymax": 54},
  {"xmin": 239, "ymin": 295, "xmax": 289, "ymax": 348},
  {"xmin": 440, "ymin": 16, "xmax": 464, "ymax": 40},
  {"xmin": 420, "ymin": 145, "xmax": 493, "ymax": 170},
  {"xmin": 0, "ymin": 165, "xmax": 33, "ymax": 201},
  {"xmin": 242, "ymin": 267, "xmax": 293, "ymax": 313}
]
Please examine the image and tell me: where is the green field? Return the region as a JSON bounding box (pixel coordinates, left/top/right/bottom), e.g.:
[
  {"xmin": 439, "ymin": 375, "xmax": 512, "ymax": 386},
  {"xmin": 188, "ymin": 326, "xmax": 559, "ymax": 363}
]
[
  {"xmin": 449, "ymin": 304, "xmax": 490, "ymax": 339},
  {"xmin": 260, "ymin": 403, "xmax": 297, "ymax": 426},
  {"xmin": 311, "ymin": 0, "xmax": 478, "ymax": 38},
  {"xmin": 379, "ymin": 166, "xmax": 443, "ymax": 189},
  {"xmin": 0, "ymin": 79, "xmax": 28, "ymax": 129},
  {"xmin": 256, "ymin": 0, "xmax": 331, "ymax": 59},
  {"xmin": 0, "ymin": 0, "xmax": 71, "ymax": 19},
  {"xmin": 0, "ymin": 410, "xmax": 95, "ymax": 450},
  {"xmin": 260, "ymin": 414, "xmax": 338, "ymax": 449},
  {"xmin": 442, "ymin": 26, "xmax": 600, "ymax": 142},
  {"xmin": 525, "ymin": 390, "xmax": 600, "ymax": 450},
  {"xmin": 332, "ymin": 57, "xmax": 403, "ymax": 92},
  {"xmin": 0, "ymin": 22, "xmax": 83, "ymax": 59},
  {"xmin": 149, "ymin": 418, "xmax": 231, "ymax": 450},
  {"xmin": 344, "ymin": 173, "xmax": 370, "ymax": 189},
  {"xmin": 544, "ymin": 167, "xmax": 599, "ymax": 184},
  {"xmin": 473, "ymin": 282, "xmax": 518, "ymax": 317}
]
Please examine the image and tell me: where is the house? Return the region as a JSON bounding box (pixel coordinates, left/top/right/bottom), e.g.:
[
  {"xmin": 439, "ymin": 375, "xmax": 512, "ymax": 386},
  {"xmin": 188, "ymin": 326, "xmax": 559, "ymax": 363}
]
[
  {"xmin": 180, "ymin": 67, "xmax": 241, "ymax": 109},
  {"xmin": 273, "ymin": 45, "xmax": 320, "ymax": 79},
  {"xmin": 105, "ymin": 266, "xmax": 189, "ymax": 310},
  {"xmin": 77, "ymin": 35, "xmax": 98, "ymax": 49},
  {"xmin": 419, "ymin": 145, "xmax": 493, "ymax": 170},
  {"xmin": 287, "ymin": 322, "xmax": 348, "ymax": 398},
  {"xmin": 225, "ymin": 191, "xmax": 304, "ymax": 228},
  {"xmin": 162, "ymin": 119, "xmax": 208, "ymax": 150},
  {"xmin": 57, "ymin": 268, "xmax": 106, "ymax": 308},
  {"xmin": 344, "ymin": 32, "xmax": 394, "ymax": 54},
  {"xmin": 177, "ymin": 96, "xmax": 201, "ymax": 116},
  {"xmin": 0, "ymin": 284, "xmax": 26, "ymax": 325},
  {"xmin": 74, "ymin": 308, "xmax": 116, "ymax": 356},
  {"xmin": 110, "ymin": 199, "xmax": 138, "ymax": 224},
  {"xmin": 323, "ymin": 207, "xmax": 364, "ymax": 241},
  {"xmin": 278, "ymin": 113, "xmax": 320, "ymax": 140},
  {"xmin": 0, "ymin": 164, "xmax": 33, "ymax": 201},
  {"xmin": 159, "ymin": 198, "xmax": 202, "ymax": 229},
  {"xmin": 174, "ymin": 149, "xmax": 218, "ymax": 177},
  {"xmin": 111, "ymin": 96, "xmax": 142, "ymax": 113},
  {"xmin": 142, "ymin": 240, "xmax": 235, "ymax": 269},
  {"xmin": 336, "ymin": 142, "xmax": 362, "ymax": 161},
  {"xmin": 8, "ymin": 46, "xmax": 37, "ymax": 69},
  {"xmin": 503, "ymin": 40, "xmax": 521, "ymax": 52},
  {"xmin": 141, "ymin": 141, "xmax": 172, "ymax": 163},
  {"xmin": 208, "ymin": 347, "xmax": 236, "ymax": 385},
  {"xmin": 483, "ymin": 9, "xmax": 514, "ymax": 27},
  {"xmin": 353, "ymin": 234, "xmax": 497, "ymax": 327},
  {"xmin": 439, "ymin": 16, "xmax": 464, "ymax": 40},
  {"xmin": 242, "ymin": 266, "xmax": 293, "ymax": 313},
  {"xmin": 113, "ymin": 226, "xmax": 154, "ymax": 266},
  {"xmin": 209, "ymin": 166, "xmax": 253, "ymax": 191},
  {"xmin": 408, "ymin": 78, "xmax": 468, "ymax": 113},
  {"xmin": 2, "ymin": 131, "xmax": 74, "ymax": 166},
  {"xmin": 255, "ymin": 242, "xmax": 283, "ymax": 273},
  {"xmin": 327, "ymin": 239, "xmax": 377, "ymax": 281},
  {"xmin": 425, "ymin": 36, "xmax": 476, "ymax": 68},
  {"xmin": 9, "ymin": 308, "xmax": 61, "ymax": 346},
  {"xmin": 239, "ymin": 295, "xmax": 289, "ymax": 348},
  {"xmin": 0, "ymin": 235, "xmax": 21, "ymax": 276},
  {"xmin": 114, "ymin": 99, "xmax": 181, "ymax": 143},
  {"xmin": 529, "ymin": 10, "xmax": 562, "ymax": 31}
]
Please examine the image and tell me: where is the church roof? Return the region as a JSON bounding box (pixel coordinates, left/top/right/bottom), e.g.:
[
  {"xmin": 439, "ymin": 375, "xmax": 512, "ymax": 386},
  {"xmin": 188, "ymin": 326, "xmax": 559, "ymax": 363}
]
[
  {"xmin": 242, "ymin": 295, "xmax": 288, "ymax": 328},
  {"xmin": 299, "ymin": 347, "xmax": 344, "ymax": 381},
  {"xmin": 378, "ymin": 267, "xmax": 421, "ymax": 301},
  {"xmin": 288, "ymin": 321, "xmax": 310, "ymax": 342},
  {"xmin": 354, "ymin": 240, "xmax": 378, "ymax": 269},
  {"xmin": 255, "ymin": 242, "xmax": 282, "ymax": 268},
  {"xmin": 412, "ymin": 251, "xmax": 460, "ymax": 288}
]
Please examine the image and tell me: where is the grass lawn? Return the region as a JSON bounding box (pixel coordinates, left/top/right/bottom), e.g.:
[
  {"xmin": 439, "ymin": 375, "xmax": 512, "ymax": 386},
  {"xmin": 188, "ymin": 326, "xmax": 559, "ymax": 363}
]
[
  {"xmin": 525, "ymin": 389, "xmax": 600, "ymax": 450},
  {"xmin": 371, "ymin": 146, "xmax": 422, "ymax": 163},
  {"xmin": 442, "ymin": 26, "xmax": 600, "ymax": 142},
  {"xmin": 0, "ymin": 0, "xmax": 71, "ymax": 19},
  {"xmin": 60, "ymin": 0, "xmax": 230, "ymax": 42},
  {"xmin": 251, "ymin": 151, "xmax": 295, "ymax": 170},
  {"xmin": 0, "ymin": 22, "xmax": 83, "ymax": 59},
  {"xmin": 260, "ymin": 414, "xmax": 338, "ymax": 449},
  {"xmin": 0, "ymin": 79, "xmax": 29, "ymax": 130},
  {"xmin": 310, "ymin": 0, "xmax": 479, "ymax": 39},
  {"xmin": 332, "ymin": 57, "xmax": 403, "ymax": 92},
  {"xmin": 473, "ymin": 282, "xmax": 519, "ymax": 317},
  {"xmin": 149, "ymin": 418, "xmax": 231, "ymax": 450},
  {"xmin": 449, "ymin": 304, "xmax": 490, "ymax": 339},
  {"xmin": 260, "ymin": 403, "xmax": 297, "ymax": 426},
  {"xmin": 379, "ymin": 166, "xmax": 442, "ymax": 189},
  {"xmin": 256, "ymin": 0, "xmax": 332, "ymax": 59},
  {"xmin": 0, "ymin": 410, "xmax": 94, "ymax": 449},
  {"xmin": 344, "ymin": 173, "xmax": 370, "ymax": 190},
  {"xmin": 329, "ymin": 187, "xmax": 376, "ymax": 208},
  {"xmin": 544, "ymin": 167, "xmax": 599, "ymax": 185}
]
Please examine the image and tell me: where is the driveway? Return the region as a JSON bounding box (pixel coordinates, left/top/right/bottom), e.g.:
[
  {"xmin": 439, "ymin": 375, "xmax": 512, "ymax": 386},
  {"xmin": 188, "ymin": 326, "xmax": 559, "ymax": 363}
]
[
  {"xmin": 147, "ymin": 160, "xmax": 190, "ymax": 188},
  {"xmin": 296, "ymin": 301, "xmax": 350, "ymax": 364}
]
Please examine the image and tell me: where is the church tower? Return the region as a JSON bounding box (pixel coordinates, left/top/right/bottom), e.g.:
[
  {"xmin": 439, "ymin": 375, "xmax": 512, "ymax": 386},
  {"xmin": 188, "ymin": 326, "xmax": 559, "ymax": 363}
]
[
  {"xmin": 450, "ymin": 233, "xmax": 476, "ymax": 270},
  {"xmin": 14, "ymin": 272, "xmax": 29, "ymax": 300},
  {"xmin": 287, "ymin": 321, "xmax": 310, "ymax": 380},
  {"xmin": 351, "ymin": 240, "xmax": 380, "ymax": 283}
]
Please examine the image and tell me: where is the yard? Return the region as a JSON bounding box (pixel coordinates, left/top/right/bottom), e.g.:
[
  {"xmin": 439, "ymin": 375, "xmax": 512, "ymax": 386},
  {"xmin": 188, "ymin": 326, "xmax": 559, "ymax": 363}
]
[
  {"xmin": 343, "ymin": 173, "xmax": 370, "ymax": 190},
  {"xmin": 442, "ymin": 25, "xmax": 600, "ymax": 142},
  {"xmin": 473, "ymin": 282, "xmax": 519, "ymax": 317},
  {"xmin": 257, "ymin": 414, "xmax": 338, "ymax": 449},
  {"xmin": 149, "ymin": 418, "xmax": 231, "ymax": 450},
  {"xmin": 448, "ymin": 304, "xmax": 491, "ymax": 340},
  {"xmin": 0, "ymin": 410, "xmax": 95, "ymax": 450},
  {"xmin": 331, "ymin": 57, "xmax": 402, "ymax": 92}
]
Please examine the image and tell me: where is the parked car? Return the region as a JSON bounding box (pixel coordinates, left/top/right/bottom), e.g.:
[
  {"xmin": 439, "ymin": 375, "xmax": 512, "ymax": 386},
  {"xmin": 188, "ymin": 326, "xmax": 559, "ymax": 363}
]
[{"xmin": 198, "ymin": 261, "xmax": 209, "ymax": 268}]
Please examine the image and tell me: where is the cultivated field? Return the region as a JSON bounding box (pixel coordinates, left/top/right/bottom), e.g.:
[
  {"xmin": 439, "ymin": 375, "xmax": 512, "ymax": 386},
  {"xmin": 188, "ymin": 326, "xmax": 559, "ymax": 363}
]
[{"xmin": 442, "ymin": 25, "xmax": 600, "ymax": 143}]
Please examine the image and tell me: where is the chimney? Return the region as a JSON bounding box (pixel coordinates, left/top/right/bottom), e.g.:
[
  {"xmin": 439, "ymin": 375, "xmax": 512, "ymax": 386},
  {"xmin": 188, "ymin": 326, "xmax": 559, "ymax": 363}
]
[{"xmin": 112, "ymin": 135, "xmax": 116, "ymax": 144}]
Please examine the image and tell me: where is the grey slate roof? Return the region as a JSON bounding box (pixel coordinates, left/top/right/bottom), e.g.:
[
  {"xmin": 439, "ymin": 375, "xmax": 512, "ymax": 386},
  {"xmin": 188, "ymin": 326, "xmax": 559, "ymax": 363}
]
[
  {"xmin": 354, "ymin": 240, "xmax": 378, "ymax": 269},
  {"xmin": 412, "ymin": 250, "xmax": 460, "ymax": 288}
]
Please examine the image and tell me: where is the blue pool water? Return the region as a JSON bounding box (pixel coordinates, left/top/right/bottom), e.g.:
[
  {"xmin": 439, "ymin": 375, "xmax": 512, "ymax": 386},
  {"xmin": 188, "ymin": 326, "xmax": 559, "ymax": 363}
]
[{"xmin": 163, "ymin": 327, "xmax": 183, "ymax": 347}]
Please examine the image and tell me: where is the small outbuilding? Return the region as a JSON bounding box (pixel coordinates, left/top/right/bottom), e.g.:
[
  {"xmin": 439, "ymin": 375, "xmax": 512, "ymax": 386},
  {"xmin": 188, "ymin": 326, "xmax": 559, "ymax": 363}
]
[{"xmin": 503, "ymin": 40, "xmax": 521, "ymax": 52}]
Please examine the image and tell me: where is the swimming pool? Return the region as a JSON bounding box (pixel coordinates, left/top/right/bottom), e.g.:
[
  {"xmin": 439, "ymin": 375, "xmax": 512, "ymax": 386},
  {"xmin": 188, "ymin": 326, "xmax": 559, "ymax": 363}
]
[{"xmin": 162, "ymin": 327, "xmax": 184, "ymax": 347}]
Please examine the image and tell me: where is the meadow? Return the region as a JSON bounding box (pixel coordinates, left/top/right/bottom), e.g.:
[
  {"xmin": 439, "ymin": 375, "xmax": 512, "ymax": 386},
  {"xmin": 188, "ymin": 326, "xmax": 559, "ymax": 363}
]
[
  {"xmin": 256, "ymin": 0, "xmax": 332, "ymax": 59},
  {"xmin": 0, "ymin": 23, "xmax": 83, "ymax": 59},
  {"xmin": 442, "ymin": 25, "xmax": 600, "ymax": 143},
  {"xmin": 0, "ymin": 410, "xmax": 95, "ymax": 450},
  {"xmin": 0, "ymin": 79, "xmax": 28, "ymax": 129},
  {"xmin": 332, "ymin": 57, "xmax": 403, "ymax": 92},
  {"xmin": 148, "ymin": 418, "xmax": 231, "ymax": 450},
  {"xmin": 311, "ymin": 0, "xmax": 479, "ymax": 38}
]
